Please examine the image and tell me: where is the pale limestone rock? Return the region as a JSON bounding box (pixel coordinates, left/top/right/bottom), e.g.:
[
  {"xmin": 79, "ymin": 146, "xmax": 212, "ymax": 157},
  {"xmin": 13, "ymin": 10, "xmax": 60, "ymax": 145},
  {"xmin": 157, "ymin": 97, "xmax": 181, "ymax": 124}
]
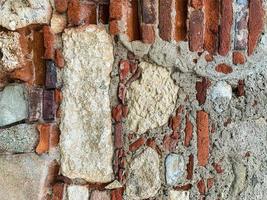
[
  {"xmin": 50, "ymin": 13, "xmax": 67, "ymax": 34},
  {"xmin": 65, "ymin": 185, "xmax": 89, "ymax": 200},
  {"xmin": 127, "ymin": 62, "xmax": 179, "ymax": 134},
  {"xmin": 0, "ymin": 124, "xmax": 38, "ymax": 153},
  {"xmin": 90, "ymin": 190, "xmax": 110, "ymax": 200},
  {"xmin": 168, "ymin": 190, "xmax": 190, "ymax": 200},
  {"xmin": 0, "ymin": 0, "xmax": 52, "ymax": 30},
  {"xmin": 60, "ymin": 25, "xmax": 114, "ymax": 183},
  {"xmin": 0, "ymin": 153, "xmax": 53, "ymax": 200},
  {"xmin": 0, "ymin": 31, "xmax": 24, "ymax": 72},
  {"xmin": 0, "ymin": 84, "xmax": 28, "ymax": 127},
  {"xmin": 165, "ymin": 153, "xmax": 185, "ymax": 185},
  {"xmin": 125, "ymin": 148, "xmax": 161, "ymax": 199},
  {"xmin": 105, "ymin": 180, "xmax": 123, "ymax": 189}
]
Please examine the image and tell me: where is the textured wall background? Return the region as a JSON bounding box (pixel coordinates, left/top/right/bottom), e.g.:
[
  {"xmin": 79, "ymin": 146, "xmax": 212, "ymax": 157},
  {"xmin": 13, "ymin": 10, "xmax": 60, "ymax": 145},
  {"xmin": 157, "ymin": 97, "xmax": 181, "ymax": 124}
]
[{"xmin": 0, "ymin": 0, "xmax": 266, "ymax": 200}]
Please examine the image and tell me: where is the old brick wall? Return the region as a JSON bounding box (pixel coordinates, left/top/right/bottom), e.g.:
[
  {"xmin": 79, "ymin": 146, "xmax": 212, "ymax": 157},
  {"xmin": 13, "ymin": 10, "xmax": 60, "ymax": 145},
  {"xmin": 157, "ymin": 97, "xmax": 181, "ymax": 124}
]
[{"xmin": 0, "ymin": 0, "xmax": 267, "ymax": 200}]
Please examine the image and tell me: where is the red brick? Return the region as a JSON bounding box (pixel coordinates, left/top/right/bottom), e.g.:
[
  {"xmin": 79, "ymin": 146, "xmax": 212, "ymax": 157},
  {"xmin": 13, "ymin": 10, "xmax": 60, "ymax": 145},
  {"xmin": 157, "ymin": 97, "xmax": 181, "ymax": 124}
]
[
  {"xmin": 129, "ymin": 137, "xmax": 146, "ymax": 152},
  {"xmin": 159, "ymin": 0, "xmax": 173, "ymax": 41},
  {"xmin": 212, "ymin": 162, "xmax": 224, "ymax": 174},
  {"xmin": 236, "ymin": 80, "xmax": 245, "ymax": 97},
  {"xmin": 191, "ymin": 0, "xmax": 203, "ymax": 9},
  {"xmin": 112, "ymin": 104, "xmax": 123, "ymax": 122},
  {"xmin": 127, "ymin": 0, "xmax": 141, "ymax": 41},
  {"xmin": 122, "ymin": 105, "xmax": 128, "ymax": 118},
  {"xmin": 215, "ymin": 63, "xmax": 233, "ymax": 74},
  {"xmin": 118, "ymin": 83, "xmax": 126, "ymax": 104},
  {"xmin": 119, "ymin": 60, "xmax": 130, "ymax": 82},
  {"xmin": 218, "ymin": 0, "xmax": 233, "ymax": 56},
  {"xmin": 184, "ymin": 113, "xmax": 193, "ymax": 147},
  {"xmin": 189, "ymin": 10, "xmax": 204, "ymax": 52},
  {"xmin": 186, "ymin": 154, "xmax": 194, "ymax": 180},
  {"xmin": 197, "ymin": 179, "xmax": 206, "ymax": 194},
  {"xmin": 55, "ymin": 0, "xmax": 68, "ymax": 13},
  {"xmin": 173, "ymin": 184, "xmax": 192, "ymax": 191},
  {"xmin": 248, "ymin": 0, "xmax": 264, "ymax": 55},
  {"xmin": 110, "ymin": 0, "xmax": 123, "ymax": 20},
  {"xmin": 163, "ymin": 131, "xmax": 179, "ymax": 152},
  {"xmin": 43, "ymin": 26, "xmax": 55, "ymax": 60},
  {"xmin": 67, "ymin": 0, "xmax": 81, "ymax": 26},
  {"xmin": 146, "ymin": 138, "xmax": 156, "ymax": 149},
  {"xmin": 141, "ymin": 24, "xmax": 155, "ymax": 44},
  {"xmin": 233, "ymin": 51, "xmax": 246, "ymax": 65},
  {"xmin": 170, "ymin": 114, "xmax": 182, "ymax": 131},
  {"xmin": 196, "ymin": 77, "xmax": 210, "ymax": 105},
  {"xmin": 207, "ymin": 178, "xmax": 214, "ymax": 190},
  {"xmin": 55, "ymin": 49, "xmax": 64, "ymax": 68},
  {"xmin": 52, "ymin": 183, "xmax": 65, "ymax": 200},
  {"xmin": 141, "ymin": 0, "xmax": 157, "ymax": 24},
  {"xmin": 197, "ymin": 110, "xmax": 209, "ymax": 167},
  {"xmin": 205, "ymin": 54, "xmax": 213, "ymax": 62},
  {"xmin": 109, "ymin": 20, "xmax": 120, "ymax": 35},
  {"xmin": 204, "ymin": 0, "xmax": 219, "ymax": 54},
  {"xmin": 111, "ymin": 188, "xmax": 123, "ymax": 200},
  {"xmin": 175, "ymin": 0, "xmax": 187, "ymax": 41},
  {"xmin": 114, "ymin": 122, "xmax": 123, "ymax": 148}
]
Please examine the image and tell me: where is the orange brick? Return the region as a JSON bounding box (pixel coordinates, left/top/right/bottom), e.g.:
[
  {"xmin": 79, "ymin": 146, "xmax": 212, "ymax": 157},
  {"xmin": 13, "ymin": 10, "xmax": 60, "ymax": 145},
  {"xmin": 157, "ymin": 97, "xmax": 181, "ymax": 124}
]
[
  {"xmin": 197, "ymin": 110, "xmax": 209, "ymax": 166},
  {"xmin": 189, "ymin": 10, "xmax": 204, "ymax": 52},
  {"xmin": 110, "ymin": 0, "xmax": 123, "ymax": 20},
  {"xmin": 55, "ymin": 0, "xmax": 68, "ymax": 13},
  {"xmin": 233, "ymin": 51, "xmax": 246, "ymax": 65},
  {"xmin": 109, "ymin": 20, "xmax": 120, "ymax": 35},
  {"xmin": 141, "ymin": 24, "xmax": 155, "ymax": 44},
  {"xmin": 184, "ymin": 113, "xmax": 193, "ymax": 147},
  {"xmin": 186, "ymin": 154, "xmax": 194, "ymax": 180},
  {"xmin": 43, "ymin": 26, "xmax": 55, "ymax": 60},
  {"xmin": 215, "ymin": 63, "xmax": 233, "ymax": 74},
  {"xmin": 127, "ymin": 0, "xmax": 140, "ymax": 41},
  {"xmin": 55, "ymin": 49, "xmax": 64, "ymax": 68},
  {"xmin": 129, "ymin": 137, "xmax": 146, "ymax": 152},
  {"xmin": 175, "ymin": 0, "xmax": 188, "ymax": 41}
]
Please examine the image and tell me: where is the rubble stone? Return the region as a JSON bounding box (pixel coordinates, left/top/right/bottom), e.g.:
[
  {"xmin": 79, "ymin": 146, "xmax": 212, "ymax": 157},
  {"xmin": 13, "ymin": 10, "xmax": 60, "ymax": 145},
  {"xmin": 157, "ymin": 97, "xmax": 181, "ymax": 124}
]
[{"xmin": 165, "ymin": 153, "xmax": 185, "ymax": 185}]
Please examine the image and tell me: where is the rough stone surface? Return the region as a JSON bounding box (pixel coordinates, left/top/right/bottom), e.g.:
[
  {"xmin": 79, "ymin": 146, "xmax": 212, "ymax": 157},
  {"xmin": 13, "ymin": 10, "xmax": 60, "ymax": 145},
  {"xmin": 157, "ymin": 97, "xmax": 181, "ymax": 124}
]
[
  {"xmin": 168, "ymin": 190, "xmax": 190, "ymax": 200},
  {"xmin": 50, "ymin": 13, "xmax": 67, "ymax": 34},
  {"xmin": 125, "ymin": 147, "xmax": 161, "ymax": 199},
  {"xmin": 0, "ymin": 124, "xmax": 38, "ymax": 153},
  {"xmin": 0, "ymin": 153, "xmax": 53, "ymax": 200},
  {"xmin": 165, "ymin": 153, "xmax": 185, "ymax": 186},
  {"xmin": 127, "ymin": 62, "xmax": 179, "ymax": 134},
  {"xmin": 0, "ymin": 0, "xmax": 52, "ymax": 30},
  {"xmin": 0, "ymin": 31, "xmax": 24, "ymax": 72},
  {"xmin": 0, "ymin": 84, "xmax": 28, "ymax": 127},
  {"xmin": 65, "ymin": 185, "xmax": 89, "ymax": 200},
  {"xmin": 60, "ymin": 25, "xmax": 114, "ymax": 183}
]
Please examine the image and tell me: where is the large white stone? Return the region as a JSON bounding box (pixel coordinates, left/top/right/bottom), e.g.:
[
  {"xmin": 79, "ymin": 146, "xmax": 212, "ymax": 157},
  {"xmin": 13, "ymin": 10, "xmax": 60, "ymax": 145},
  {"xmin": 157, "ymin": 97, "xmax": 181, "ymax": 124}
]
[
  {"xmin": 125, "ymin": 148, "xmax": 161, "ymax": 199},
  {"xmin": 0, "ymin": 153, "xmax": 53, "ymax": 200},
  {"xmin": 65, "ymin": 185, "xmax": 89, "ymax": 200},
  {"xmin": 0, "ymin": 31, "xmax": 24, "ymax": 72},
  {"xmin": 127, "ymin": 62, "xmax": 179, "ymax": 134},
  {"xmin": 0, "ymin": 0, "xmax": 52, "ymax": 30},
  {"xmin": 168, "ymin": 190, "xmax": 190, "ymax": 200},
  {"xmin": 60, "ymin": 25, "xmax": 114, "ymax": 183},
  {"xmin": 0, "ymin": 84, "xmax": 28, "ymax": 127}
]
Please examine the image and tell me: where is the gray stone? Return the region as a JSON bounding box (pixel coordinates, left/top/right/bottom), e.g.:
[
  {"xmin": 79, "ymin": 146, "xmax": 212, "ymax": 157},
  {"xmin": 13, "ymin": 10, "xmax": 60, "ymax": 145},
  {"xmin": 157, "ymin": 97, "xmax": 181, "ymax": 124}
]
[
  {"xmin": 127, "ymin": 62, "xmax": 178, "ymax": 134},
  {"xmin": 125, "ymin": 147, "xmax": 161, "ymax": 199},
  {"xmin": 0, "ymin": 84, "xmax": 28, "ymax": 127},
  {"xmin": 0, "ymin": 124, "xmax": 38, "ymax": 153},
  {"xmin": 165, "ymin": 153, "xmax": 185, "ymax": 185},
  {"xmin": 0, "ymin": 153, "xmax": 53, "ymax": 200},
  {"xmin": 60, "ymin": 25, "xmax": 114, "ymax": 183},
  {"xmin": 65, "ymin": 185, "xmax": 89, "ymax": 200},
  {"xmin": 0, "ymin": 0, "xmax": 52, "ymax": 30},
  {"xmin": 168, "ymin": 190, "xmax": 190, "ymax": 200},
  {"xmin": 0, "ymin": 31, "xmax": 24, "ymax": 72}
]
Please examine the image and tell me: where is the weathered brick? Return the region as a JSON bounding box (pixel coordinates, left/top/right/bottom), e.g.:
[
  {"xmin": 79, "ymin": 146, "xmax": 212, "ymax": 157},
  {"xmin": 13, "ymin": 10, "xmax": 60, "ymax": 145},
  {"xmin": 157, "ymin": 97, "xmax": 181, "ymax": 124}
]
[
  {"xmin": 236, "ymin": 80, "xmax": 245, "ymax": 97},
  {"xmin": 189, "ymin": 10, "xmax": 204, "ymax": 52},
  {"xmin": 212, "ymin": 162, "xmax": 224, "ymax": 174},
  {"xmin": 197, "ymin": 110, "xmax": 209, "ymax": 167},
  {"xmin": 141, "ymin": 0, "xmax": 157, "ymax": 24},
  {"xmin": 159, "ymin": 0, "xmax": 173, "ymax": 41},
  {"xmin": 163, "ymin": 131, "xmax": 179, "ymax": 152},
  {"xmin": 141, "ymin": 24, "xmax": 155, "ymax": 44},
  {"xmin": 184, "ymin": 113, "xmax": 193, "ymax": 147},
  {"xmin": 248, "ymin": 0, "xmax": 264, "ymax": 55},
  {"xmin": 127, "ymin": 0, "xmax": 140, "ymax": 41},
  {"xmin": 186, "ymin": 154, "xmax": 194, "ymax": 180},
  {"xmin": 112, "ymin": 104, "xmax": 123, "ymax": 122},
  {"xmin": 175, "ymin": 0, "xmax": 188, "ymax": 41},
  {"xmin": 55, "ymin": 49, "xmax": 64, "ymax": 68},
  {"xmin": 234, "ymin": 0, "xmax": 249, "ymax": 50},
  {"xmin": 43, "ymin": 90, "xmax": 56, "ymax": 121},
  {"xmin": 204, "ymin": 0, "xmax": 219, "ymax": 54},
  {"xmin": 196, "ymin": 77, "xmax": 210, "ymax": 105},
  {"xmin": 191, "ymin": 0, "xmax": 203, "ymax": 9},
  {"xmin": 114, "ymin": 123, "xmax": 123, "ymax": 148},
  {"xmin": 173, "ymin": 184, "xmax": 192, "ymax": 191},
  {"xmin": 109, "ymin": 20, "xmax": 120, "ymax": 35},
  {"xmin": 205, "ymin": 54, "xmax": 213, "ymax": 62},
  {"xmin": 111, "ymin": 188, "xmax": 123, "ymax": 200},
  {"xmin": 28, "ymin": 87, "xmax": 43, "ymax": 122},
  {"xmin": 119, "ymin": 60, "xmax": 130, "ymax": 82},
  {"xmin": 129, "ymin": 137, "xmax": 146, "ymax": 152},
  {"xmin": 233, "ymin": 51, "xmax": 246, "ymax": 65},
  {"xmin": 197, "ymin": 179, "xmax": 206, "ymax": 194},
  {"xmin": 110, "ymin": 0, "xmax": 123, "ymax": 20},
  {"xmin": 215, "ymin": 63, "xmax": 233, "ymax": 74},
  {"xmin": 207, "ymin": 178, "xmax": 214, "ymax": 190},
  {"xmin": 45, "ymin": 60, "xmax": 57, "ymax": 89},
  {"xmin": 43, "ymin": 26, "xmax": 55, "ymax": 60},
  {"xmin": 52, "ymin": 183, "xmax": 65, "ymax": 200},
  {"xmin": 55, "ymin": 0, "xmax": 68, "ymax": 14},
  {"xmin": 218, "ymin": 0, "xmax": 233, "ymax": 56},
  {"xmin": 98, "ymin": 4, "xmax": 109, "ymax": 24}
]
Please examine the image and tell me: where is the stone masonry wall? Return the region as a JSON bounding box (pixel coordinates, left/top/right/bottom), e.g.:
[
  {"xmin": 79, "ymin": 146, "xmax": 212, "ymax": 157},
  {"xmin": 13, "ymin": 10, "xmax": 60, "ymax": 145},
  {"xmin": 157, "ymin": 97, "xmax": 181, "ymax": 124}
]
[{"xmin": 0, "ymin": 0, "xmax": 266, "ymax": 200}]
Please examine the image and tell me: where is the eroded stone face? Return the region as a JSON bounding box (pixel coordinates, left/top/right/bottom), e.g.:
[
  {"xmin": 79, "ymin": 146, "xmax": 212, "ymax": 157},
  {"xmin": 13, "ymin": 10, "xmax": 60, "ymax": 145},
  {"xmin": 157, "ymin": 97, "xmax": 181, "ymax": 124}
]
[
  {"xmin": 60, "ymin": 25, "xmax": 114, "ymax": 183},
  {"xmin": 0, "ymin": 0, "xmax": 52, "ymax": 30},
  {"xmin": 0, "ymin": 124, "xmax": 38, "ymax": 153},
  {"xmin": 0, "ymin": 84, "xmax": 28, "ymax": 127},
  {"xmin": 125, "ymin": 147, "xmax": 161, "ymax": 199},
  {"xmin": 0, "ymin": 153, "xmax": 52, "ymax": 200},
  {"xmin": 0, "ymin": 31, "xmax": 24, "ymax": 72},
  {"xmin": 127, "ymin": 62, "xmax": 179, "ymax": 134}
]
